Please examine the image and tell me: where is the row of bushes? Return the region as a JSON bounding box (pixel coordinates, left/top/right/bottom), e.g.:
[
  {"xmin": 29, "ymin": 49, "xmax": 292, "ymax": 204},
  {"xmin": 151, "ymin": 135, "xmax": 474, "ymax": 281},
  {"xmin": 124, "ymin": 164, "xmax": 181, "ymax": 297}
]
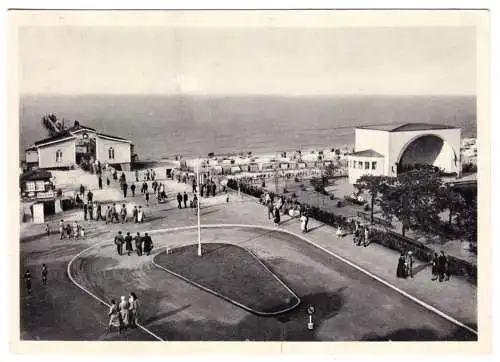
[{"xmin": 228, "ymin": 178, "xmax": 477, "ymax": 284}]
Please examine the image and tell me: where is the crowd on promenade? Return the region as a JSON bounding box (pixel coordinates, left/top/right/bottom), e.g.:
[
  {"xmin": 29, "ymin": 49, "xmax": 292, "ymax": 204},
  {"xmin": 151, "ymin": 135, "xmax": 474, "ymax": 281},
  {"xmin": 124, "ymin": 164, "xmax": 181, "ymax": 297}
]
[{"xmin": 113, "ymin": 231, "xmax": 154, "ymax": 257}]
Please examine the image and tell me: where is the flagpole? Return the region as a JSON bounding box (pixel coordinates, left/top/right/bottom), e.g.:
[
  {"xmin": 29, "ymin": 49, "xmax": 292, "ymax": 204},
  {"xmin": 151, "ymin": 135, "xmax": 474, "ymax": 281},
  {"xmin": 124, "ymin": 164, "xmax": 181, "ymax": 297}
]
[{"xmin": 196, "ymin": 158, "xmax": 202, "ymax": 257}]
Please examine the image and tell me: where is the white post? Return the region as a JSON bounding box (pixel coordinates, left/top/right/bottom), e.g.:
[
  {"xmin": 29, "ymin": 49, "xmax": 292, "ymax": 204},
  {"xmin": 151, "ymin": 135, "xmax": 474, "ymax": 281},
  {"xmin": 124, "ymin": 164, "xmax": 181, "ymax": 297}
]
[{"xmin": 196, "ymin": 159, "xmax": 202, "ymax": 257}]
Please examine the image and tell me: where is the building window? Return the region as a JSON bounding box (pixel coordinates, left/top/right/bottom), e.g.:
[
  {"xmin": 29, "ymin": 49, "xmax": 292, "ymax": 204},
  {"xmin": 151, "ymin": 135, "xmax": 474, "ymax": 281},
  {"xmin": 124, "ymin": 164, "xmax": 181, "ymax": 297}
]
[
  {"xmin": 372, "ymin": 161, "xmax": 377, "ymax": 170},
  {"xmin": 358, "ymin": 161, "xmax": 363, "ymax": 169},
  {"xmin": 35, "ymin": 181, "xmax": 45, "ymax": 191},
  {"xmin": 365, "ymin": 161, "xmax": 370, "ymax": 170},
  {"xmin": 25, "ymin": 182, "xmax": 36, "ymax": 192},
  {"xmin": 55, "ymin": 149, "xmax": 63, "ymax": 162},
  {"xmin": 108, "ymin": 147, "xmax": 115, "ymax": 159}
]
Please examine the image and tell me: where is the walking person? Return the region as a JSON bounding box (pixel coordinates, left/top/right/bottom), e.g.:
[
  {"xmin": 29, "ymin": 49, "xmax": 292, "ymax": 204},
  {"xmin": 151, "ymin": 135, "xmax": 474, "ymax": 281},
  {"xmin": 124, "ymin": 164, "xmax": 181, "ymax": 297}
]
[
  {"xmin": 59, "ymin": 219, "xmax": 65, "ymax": 239},
  {"xmin": 363, "ymin": 226, "xmax": 370, "ymax": 247},
  {"xmin": 130, "ymin": 184, "xmax": 136, "ymax": 197},
  {"xmin": 87, "ymin": 190, "xmax": 93, "ymax": 204},
  {"xmin": 88, "ymin": 201, "xmax": 94, "ymax": 221},
  {"xmin": 212, "ymin": 183, "xmax": 216, "ymax": 197},
  {"xmin": 267, "ymin": 201, "xmax": 274, "ymax": 220},
  {"xmin": 113, "ymin": 203, "xmax": 120, "ymax": 223},
  {"xmin": 437, "ymin": 251, "xmax": 447, "ymax": 282},
  {"xmin": 135, "ymin": 169, "xmax": 139, "ymax": 182},
  {"xmin": 133, "ymin": 206, "xmax": 138, "ymax": 223},
  {"xmin": 120, "ymin": 204, "xmax": 127, "ymax": 224},
  {"xmin": 273, "ymin": 207, "xmax": 281, "ymax": 227},
  {"xmin": 96, "ymin": 202, "xmax": 102, "ymax": 222},
  {"xmin": 107, "ymin": 299, "xmax": 123, "ymax": 334},
  {"xmin": 114, "ymin": 231, "xmax": 124, "ymax": 256},
  {"xmin": 83, "ymin": 201, "xmax": 88, "ymax": 221},
  {"xmin": 80, "ymin": 184, "xmax": 85, "ymax": 196},
  {"xmin": 72, "ymin": 221, "xmax": 79, "ymax": 240},
  {"xmin": 137, "ymin": 206, "xmax": 144, "ymax": 223},
  {"xmin": 106, "ymin": 205, "xmax": 113, "ymax": 224},
  {"xmin": 143, "ymin": 233, "xmax": 153, "ymax": 256},
  {"xmin": 177, "ymin": 192, "xmax": 183, "ymax": 209},
  {"xmin": 98, "ymin": 175, "xmax": 103, "ymax": 190},
  {"xmin": 123, "ymin": 182, "xmax": 128, "ymax": 198},
  {"xmin": 41, "ymin": 264, "xmax": 48, "ymax": 285},
  {"xmin": 119, "ymin": 296, "xmax": 130, "ymax": 331},
  {"xmin": 106, "ymin": 177, "xmax": 110, "ymax": 187},
  {"xmin": 406, "ymin": 250, "xmax": 414, "ymax": 278},
  {"xmin": 396, "ymin": 253, "xmax": 407, "ymax": 278},
  {"xmin": 45, "ymin": 222, "xmax": 50, "ymax": 237},
  {"xmin": 193, "ymin": 195, "xmax": 198, "ymax": 214},
  {"xmin": 145, "ymin": 191, "xmax": 150, "ymax": 207},
  {"xmin": 183, "ymin": 191, "xmax": 188, "ymax": 208},
  {"xmin": 24, "ymin": 269, "xmax": 32, "ymax": 295},
  {"xmin": 431, "ymin": 253, "xmax": 439, "ymax": 281},
  {"xmin": 129, "ymin": 292, "xmax": 139, "ymax": 327},
  {"xmin": 444, "ymin": 254, "xmax": 451, "ymax": 281},
  {"xmin": 135, "ymin": 232, "xmax": 142, "ymax": 256},
  {"xmin": 125, "ymin": 232, "xmax": 133, "ymax": 256},
  {"xmin": 300, "ymin": 214, "xmax": 307, "ymax": 233}
]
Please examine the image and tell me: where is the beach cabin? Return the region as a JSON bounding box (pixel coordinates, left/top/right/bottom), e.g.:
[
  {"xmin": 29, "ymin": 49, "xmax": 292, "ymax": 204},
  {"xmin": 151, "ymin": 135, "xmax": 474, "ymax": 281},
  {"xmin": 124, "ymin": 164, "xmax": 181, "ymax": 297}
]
[
  {"xmin": 211, "ymin": 166, "xmax": 223, "ymax": 175},
  {"xmin": 279, "ymin": 162, "xmax": 290, "ymax": 170},
  {"xmin": 248, "ymin": 163, "xmax": 259, "ymax": 172},
  {"xmin": 221, "ymin": 165, "xmax": 232, "ymax": 175},
  {"xmin": 297, "ymin": 162, "xmax": 307, "ymax": 169},
  {"xmin": 230, "ymin": 166, "xmax": 242, "ymax": 174}
]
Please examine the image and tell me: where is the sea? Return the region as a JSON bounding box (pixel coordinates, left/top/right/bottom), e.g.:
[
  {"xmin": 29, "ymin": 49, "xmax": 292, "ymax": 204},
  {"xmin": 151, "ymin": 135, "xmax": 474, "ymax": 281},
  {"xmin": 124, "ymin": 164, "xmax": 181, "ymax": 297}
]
[{"xmin": 19, "ymin": 95, "xmax": 476, "ymax": 161}]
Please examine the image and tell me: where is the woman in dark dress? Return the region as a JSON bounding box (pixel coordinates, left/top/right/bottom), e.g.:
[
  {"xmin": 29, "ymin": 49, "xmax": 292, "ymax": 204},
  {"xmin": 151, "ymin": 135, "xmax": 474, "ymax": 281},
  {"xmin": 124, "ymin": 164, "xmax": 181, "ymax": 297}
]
[
  {"xmin": 273, "ymin": 207, "xmax": 281, "ymax": 227},
  {"xmin": 396, "ymin": 253, "xmax": 407, "ymax": 278}
]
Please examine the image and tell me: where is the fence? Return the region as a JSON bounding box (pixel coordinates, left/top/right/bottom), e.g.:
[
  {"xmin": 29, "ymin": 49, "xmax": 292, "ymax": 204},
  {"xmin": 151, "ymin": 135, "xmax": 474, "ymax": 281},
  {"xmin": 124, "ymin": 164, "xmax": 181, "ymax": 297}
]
[
  {"xmin": 356, "ymin": 211, "xmax": 392, "ymax": 228},
  {"xmin": 228, "ymin": 178, "xmax": 477, "ymax": 284}
]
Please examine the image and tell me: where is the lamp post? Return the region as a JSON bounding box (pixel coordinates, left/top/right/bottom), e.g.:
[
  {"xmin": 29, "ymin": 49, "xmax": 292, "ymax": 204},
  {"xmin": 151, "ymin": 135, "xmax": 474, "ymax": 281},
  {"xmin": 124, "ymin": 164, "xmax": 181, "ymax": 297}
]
[{"xmin": 196, "ymin": 158, "xmax": 202, "ymax": 257}]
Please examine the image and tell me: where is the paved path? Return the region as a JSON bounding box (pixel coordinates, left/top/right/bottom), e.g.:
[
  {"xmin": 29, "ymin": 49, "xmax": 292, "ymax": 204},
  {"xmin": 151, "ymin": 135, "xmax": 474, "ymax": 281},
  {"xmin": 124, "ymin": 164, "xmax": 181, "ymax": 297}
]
[
  {"xmin": 19, "ymin": 177, "xmax": 477, "ymax": 340},
  {"xmin": 69, "ymin": 226, "xmax": 475, "ymax": 341}
]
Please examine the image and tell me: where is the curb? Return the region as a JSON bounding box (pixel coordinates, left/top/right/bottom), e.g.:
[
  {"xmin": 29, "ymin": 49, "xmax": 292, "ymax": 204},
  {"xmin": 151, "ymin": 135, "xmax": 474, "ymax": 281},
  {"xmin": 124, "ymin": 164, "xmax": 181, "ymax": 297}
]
[
  {"xmin": 68, "ymin": 223, "xmax": 478, "ymax": 339},
  {"xmin": 152, "ymin": 244, "xmax": 301, "ymax": 316}
]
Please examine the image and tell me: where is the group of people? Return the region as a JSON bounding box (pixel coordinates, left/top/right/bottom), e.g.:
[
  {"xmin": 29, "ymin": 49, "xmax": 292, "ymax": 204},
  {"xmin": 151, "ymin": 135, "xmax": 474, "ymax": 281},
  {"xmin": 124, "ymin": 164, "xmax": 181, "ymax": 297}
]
[
  {"xmin": 114, "ymin": 231, "xmax": 153, "ymax": 256},
  {"xmin": 176, "ymin": 191, "xmax": 198, "ymax": 211},
  {"xmin": 397, "ymin": 250, "xmax": 415, "ymax": 278},
  {"xmin": 108, "ymin": 292, "xmax": 140, "ymax": 334},
  {"xmin": 23, "ymin": 264, "xmax": 48, "ymax": 295},
  {"xmin": 431, "ymin": 251, "xmax": 451, "ymax": 282},
  {"xmin": 59, "ymin": 219, "xmax": 86, "ymax": 239},
  {"xmin": 397, "ymin": 250, "xmax": 451, "ymax": 281},
  {"xmin": 353, "ymin": 221, "xmax": 371, "ymax": 247}
]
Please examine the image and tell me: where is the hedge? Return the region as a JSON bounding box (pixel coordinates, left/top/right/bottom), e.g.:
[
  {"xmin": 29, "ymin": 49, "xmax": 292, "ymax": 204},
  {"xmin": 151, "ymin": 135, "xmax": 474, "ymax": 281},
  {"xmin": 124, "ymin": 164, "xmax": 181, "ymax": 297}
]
[{"xmin": 228, "ymin": 178, "xmax": 477, "ymax": 284}]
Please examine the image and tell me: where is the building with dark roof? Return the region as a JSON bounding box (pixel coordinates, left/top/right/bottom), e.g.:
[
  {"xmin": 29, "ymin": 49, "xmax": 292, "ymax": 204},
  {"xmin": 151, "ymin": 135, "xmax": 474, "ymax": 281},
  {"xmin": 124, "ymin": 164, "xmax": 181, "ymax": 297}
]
[
  {"xmin": 347, "ymin": 123, "xmax": 461, "ymax": 184},
  {"xmin": 25, "ymin": 121, "xmax": 134, "ymax": 171}
]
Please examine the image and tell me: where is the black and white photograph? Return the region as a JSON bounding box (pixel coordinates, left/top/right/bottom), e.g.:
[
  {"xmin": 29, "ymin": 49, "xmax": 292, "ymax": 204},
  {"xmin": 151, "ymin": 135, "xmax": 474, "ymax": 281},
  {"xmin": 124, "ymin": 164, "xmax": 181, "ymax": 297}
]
[{"xmin": 6, "ymin": 8, "xmax": 491, "ymax": 354}]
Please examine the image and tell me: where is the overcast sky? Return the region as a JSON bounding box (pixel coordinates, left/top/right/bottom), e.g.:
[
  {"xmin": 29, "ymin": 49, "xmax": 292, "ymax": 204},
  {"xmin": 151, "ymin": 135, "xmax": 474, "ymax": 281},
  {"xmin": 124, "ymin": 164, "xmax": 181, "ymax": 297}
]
[{"xmin": 18, "ymin": 26, "xmax": 476, "ymax": 96}]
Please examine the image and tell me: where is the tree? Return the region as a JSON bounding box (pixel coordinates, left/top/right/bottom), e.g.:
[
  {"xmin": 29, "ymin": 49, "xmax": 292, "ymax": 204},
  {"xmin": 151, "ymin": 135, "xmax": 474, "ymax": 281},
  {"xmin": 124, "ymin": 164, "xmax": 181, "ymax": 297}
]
[
  {"xmin": 456, "ymin": 198, "xmax": 477, "ymax": 247},
  {"xmin": 379, "ymin": 166, "xmax": 446, "ymax": 237},
  {"xmin": 354, "ymin": 175, "xmax": 394, "ymax": 225}
]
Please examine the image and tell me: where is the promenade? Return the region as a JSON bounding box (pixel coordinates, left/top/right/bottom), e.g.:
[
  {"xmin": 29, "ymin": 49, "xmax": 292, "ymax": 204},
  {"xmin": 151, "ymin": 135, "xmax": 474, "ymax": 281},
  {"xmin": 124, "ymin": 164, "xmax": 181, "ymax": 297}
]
[{"xmin": 19, "ymin": 172, "xmax": 477, "ymax": 340}]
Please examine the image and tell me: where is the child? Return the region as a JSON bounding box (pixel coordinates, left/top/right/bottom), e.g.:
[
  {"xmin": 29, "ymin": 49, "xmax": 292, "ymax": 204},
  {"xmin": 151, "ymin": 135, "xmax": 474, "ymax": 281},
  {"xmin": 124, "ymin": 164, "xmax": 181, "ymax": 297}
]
[
  {"xmin": 41, "ymin": 264, "xmax": 48, "ymax": 285},
  {"xmin": 44, "ymin": 223, "xmax": 50, "ymax": 237},
  {"xmin": 79, "ymin": 227, "xmax": 85, "ymax": 239}
]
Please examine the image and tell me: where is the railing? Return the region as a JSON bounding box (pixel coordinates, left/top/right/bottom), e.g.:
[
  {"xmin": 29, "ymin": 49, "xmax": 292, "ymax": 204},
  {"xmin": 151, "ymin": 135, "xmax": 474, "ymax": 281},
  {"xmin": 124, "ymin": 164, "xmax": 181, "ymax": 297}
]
[
  {"xmin": 356, "ymin": 211, "xmax": 392, "ymax": 228},
  {"xmin": 229, "ymin": 178, "xmax": 477, "ymax": 284}
]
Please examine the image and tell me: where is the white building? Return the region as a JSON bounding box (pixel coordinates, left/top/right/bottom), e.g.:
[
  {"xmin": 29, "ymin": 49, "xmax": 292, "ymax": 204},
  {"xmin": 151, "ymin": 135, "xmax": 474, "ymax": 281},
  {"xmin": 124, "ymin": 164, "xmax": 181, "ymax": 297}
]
[
  {"xmin": 347, "ymin": 123, "xmax": 461, "ymax": 184},
  {"xmin": 25, "ymin": 123, "xmax": 134, "ymax": 171}
]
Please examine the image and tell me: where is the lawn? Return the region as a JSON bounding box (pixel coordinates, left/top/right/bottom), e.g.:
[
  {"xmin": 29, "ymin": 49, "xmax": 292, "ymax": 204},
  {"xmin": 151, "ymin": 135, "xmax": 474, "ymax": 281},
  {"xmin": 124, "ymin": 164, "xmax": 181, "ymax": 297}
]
[{"xmin": 153, "ymin": 243, "xmax": 300, "ymax": 315}]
